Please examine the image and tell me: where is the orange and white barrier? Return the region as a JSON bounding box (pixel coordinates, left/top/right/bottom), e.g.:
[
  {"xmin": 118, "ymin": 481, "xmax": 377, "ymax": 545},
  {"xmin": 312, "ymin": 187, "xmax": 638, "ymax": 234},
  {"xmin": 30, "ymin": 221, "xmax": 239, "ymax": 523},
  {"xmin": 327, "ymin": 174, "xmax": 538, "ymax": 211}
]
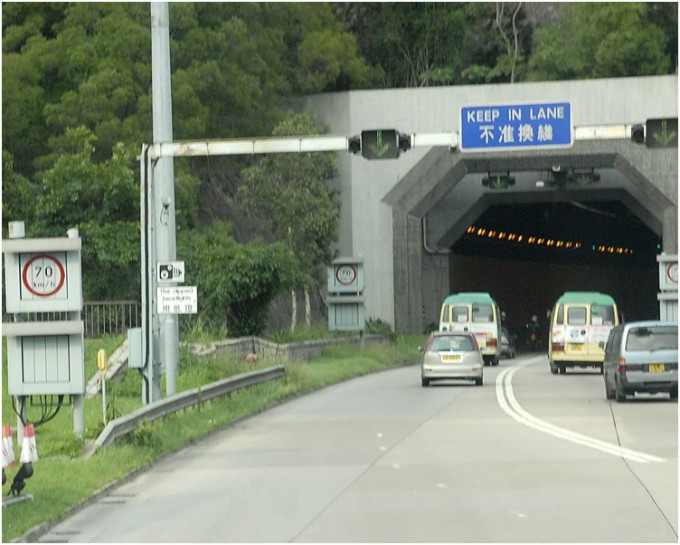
[
  {"xmin": 19, "ymin": 424, "xmax": 38, "ymax": 464},
  {"xmin": 2, "ymin": 425, "xmax": 15, "ymax": 468}
]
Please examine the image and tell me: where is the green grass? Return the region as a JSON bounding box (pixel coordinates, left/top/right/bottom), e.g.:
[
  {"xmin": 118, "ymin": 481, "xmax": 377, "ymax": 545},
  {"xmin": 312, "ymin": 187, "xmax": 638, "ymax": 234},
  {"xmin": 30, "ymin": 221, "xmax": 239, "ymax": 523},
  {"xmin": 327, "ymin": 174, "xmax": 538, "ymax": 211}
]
[{"xmin": 2, "ymin": 330, "xmax": 427, "ymax": 542}]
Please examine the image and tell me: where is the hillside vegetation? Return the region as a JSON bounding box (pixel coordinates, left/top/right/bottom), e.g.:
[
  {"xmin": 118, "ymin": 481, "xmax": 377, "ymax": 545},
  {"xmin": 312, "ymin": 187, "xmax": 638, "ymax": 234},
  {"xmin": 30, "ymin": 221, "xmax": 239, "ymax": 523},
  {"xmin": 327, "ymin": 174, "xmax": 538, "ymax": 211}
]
[{"xmin": 2, "ymin": 2, "xmax": 676, "ymax": 334}]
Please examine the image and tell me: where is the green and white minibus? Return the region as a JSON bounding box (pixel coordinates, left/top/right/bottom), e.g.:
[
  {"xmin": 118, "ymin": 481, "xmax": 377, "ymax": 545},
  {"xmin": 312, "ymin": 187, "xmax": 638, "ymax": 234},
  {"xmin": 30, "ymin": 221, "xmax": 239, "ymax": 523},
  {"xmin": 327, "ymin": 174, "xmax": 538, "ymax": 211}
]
[
  {"xmin": 439, "ymin": 292, "xmax": 502, "ymax": 366},
  {"xmin": 548, "ymin": 291, "xmax": 620, "ymax": 375}
]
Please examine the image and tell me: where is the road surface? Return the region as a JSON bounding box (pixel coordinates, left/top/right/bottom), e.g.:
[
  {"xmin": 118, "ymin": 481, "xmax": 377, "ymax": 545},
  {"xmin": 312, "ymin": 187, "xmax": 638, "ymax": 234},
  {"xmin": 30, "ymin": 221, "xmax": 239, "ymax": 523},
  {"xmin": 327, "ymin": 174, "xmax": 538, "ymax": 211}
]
[{"xmin": 38, "ymin": 354, "xmax": 677, "ymax": 542}]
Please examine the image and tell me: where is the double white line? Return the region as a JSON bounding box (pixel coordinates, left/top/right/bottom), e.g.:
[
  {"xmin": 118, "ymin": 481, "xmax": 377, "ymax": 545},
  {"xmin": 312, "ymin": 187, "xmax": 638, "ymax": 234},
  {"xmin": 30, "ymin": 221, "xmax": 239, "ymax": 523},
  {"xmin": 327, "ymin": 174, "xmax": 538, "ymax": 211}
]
[{"xmin": 495, "ymin": 358, "xmax": 665, "ymax": 464}]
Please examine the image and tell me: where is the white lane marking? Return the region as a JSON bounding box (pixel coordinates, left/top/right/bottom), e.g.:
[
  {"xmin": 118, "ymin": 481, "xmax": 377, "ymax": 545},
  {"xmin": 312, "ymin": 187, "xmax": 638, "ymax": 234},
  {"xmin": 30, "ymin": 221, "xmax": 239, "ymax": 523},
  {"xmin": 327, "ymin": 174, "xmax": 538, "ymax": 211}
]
[{"xmin": 495, "ymin": 358, "xmax": 665, "ymax": 464}]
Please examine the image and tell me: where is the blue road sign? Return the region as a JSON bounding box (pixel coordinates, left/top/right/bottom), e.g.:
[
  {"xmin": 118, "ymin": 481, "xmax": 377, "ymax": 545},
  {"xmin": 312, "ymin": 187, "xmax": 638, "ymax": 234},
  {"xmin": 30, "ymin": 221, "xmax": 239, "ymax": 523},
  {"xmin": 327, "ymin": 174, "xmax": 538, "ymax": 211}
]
[{"xmin": 460, "ymin": 102, "xmax": 572, "ymax": 151}]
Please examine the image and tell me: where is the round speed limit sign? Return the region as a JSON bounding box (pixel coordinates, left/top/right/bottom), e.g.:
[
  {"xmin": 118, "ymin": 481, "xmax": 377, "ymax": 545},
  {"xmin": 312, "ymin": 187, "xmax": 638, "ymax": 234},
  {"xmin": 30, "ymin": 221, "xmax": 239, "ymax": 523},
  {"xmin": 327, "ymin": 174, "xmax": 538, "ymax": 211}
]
[
  {"xmin": 335, "ymin": 264, "xmax": 357, "ymax": 286},
  {"xmin": 21, "ymin": 253, "xmax": 66, "ymax": 297}
]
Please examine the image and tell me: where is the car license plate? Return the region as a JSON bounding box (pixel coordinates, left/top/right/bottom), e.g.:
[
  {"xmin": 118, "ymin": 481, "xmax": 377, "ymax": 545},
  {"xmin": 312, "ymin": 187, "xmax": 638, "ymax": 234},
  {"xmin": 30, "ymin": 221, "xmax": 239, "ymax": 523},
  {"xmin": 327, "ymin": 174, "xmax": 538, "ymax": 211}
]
[
  {"xmin": 568, "ymin": 344, "xmax": 583, "ymax": 351},
  {"xmin": 649, "ymin": 364, "xmax": 665, "ymax": 373},
  {"xmin": 442, "ymin": 354, "xmax": 460, "ymax": 361}
]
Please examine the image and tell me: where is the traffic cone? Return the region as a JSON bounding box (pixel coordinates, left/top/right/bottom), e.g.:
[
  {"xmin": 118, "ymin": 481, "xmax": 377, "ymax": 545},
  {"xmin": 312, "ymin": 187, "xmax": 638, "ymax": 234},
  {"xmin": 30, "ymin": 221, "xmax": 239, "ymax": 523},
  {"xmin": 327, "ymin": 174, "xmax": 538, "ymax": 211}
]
[
  {"xmin": 2, "ymin": 425, "xmax": 15, "ymax": 469},
  {"xmin": 19, "ymin": 424, "xmax": 38, "ymax": 464}
]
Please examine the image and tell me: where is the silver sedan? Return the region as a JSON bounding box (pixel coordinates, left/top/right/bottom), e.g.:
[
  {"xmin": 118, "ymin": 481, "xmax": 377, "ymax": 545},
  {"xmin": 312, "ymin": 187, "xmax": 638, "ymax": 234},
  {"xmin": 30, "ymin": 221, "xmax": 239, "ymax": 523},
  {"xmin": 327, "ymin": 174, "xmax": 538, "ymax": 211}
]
[{"xmin": 421, "ymin": 331, "xmax": 484, "ymax": 386}]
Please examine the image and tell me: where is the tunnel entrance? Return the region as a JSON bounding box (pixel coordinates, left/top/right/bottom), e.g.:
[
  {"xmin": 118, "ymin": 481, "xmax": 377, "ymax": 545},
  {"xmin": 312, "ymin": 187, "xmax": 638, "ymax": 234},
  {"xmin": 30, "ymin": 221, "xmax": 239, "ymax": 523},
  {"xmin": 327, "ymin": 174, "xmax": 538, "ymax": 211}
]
[
  {"xmin": 446, "ymin": 200, "xmax": 661, "ymax": 345},
  {"xmin": 385, "ymin": 139, "xmax": 676, "ymax": 335}
]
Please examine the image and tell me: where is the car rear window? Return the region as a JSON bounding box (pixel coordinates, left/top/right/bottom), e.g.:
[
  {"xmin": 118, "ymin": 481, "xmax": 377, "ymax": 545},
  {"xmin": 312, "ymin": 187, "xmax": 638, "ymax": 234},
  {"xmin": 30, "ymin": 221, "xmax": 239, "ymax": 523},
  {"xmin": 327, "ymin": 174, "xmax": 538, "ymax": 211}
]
[
  {"xmin": 452, "ymin": 305, "xmax": 469, "ymax": 323},
  {"xmin": 472, "ymin": 304, "xmax": 493, "ymax": 323},
  {"xmin": 591, "ymin": 304, "xmax": 615, "ymax": 325},
  {"xmin": 567, "ymin": 307, "xmax": 587, "ymax": 325},
  {"xmin": 430, "ymin": 336, "xmax": 474, "ymax": 352},
  {"xmin": 625, "ymin": 326, "xmax": 678, "ymax": 351}
]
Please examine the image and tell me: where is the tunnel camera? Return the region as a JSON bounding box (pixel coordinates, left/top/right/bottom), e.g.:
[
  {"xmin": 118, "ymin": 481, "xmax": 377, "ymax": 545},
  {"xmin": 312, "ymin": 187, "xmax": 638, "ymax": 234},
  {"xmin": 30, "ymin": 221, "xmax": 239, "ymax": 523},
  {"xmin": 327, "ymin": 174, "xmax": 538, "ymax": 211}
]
[
  {"xmin": 548, "ymin": 165, "xmax": 568, "ymax": 187},
  {"xmin": 482, "ymin": 172, "xmax": 515, "ymax": 189}
]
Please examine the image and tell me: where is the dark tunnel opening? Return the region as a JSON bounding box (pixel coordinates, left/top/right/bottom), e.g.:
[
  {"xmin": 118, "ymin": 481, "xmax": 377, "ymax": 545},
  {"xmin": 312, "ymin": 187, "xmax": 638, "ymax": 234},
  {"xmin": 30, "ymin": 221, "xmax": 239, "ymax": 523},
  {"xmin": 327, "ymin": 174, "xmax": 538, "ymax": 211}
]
[{"xmin": 447, "ymin": 200, "xmax": 661, "ymax": 348}]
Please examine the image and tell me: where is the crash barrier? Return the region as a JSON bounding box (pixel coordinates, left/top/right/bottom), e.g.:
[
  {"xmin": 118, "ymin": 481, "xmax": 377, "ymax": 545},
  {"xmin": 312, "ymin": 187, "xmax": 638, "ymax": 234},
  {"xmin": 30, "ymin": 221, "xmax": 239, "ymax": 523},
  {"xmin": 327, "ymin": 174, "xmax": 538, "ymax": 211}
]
[
  {"xmin": 94, "ymin": 365, "xmax": 284, "ymax": 451},
  {"xmin": 90, "ymin": 334, "xmax": 386, "ymax": 450},
  {"xmin": 194, "ymin": 333, "xmax": 386, "ymax": 361},
  {"xmin": 87, "ymin": 334, "xmax": 385, "ymax": 397}
]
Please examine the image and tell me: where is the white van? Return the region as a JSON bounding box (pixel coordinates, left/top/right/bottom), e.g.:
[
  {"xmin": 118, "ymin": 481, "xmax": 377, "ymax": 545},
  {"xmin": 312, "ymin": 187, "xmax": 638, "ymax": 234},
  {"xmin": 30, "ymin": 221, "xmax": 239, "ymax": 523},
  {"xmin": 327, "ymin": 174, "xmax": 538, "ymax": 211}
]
[
  {"xmin": 548, "ymin": 291, "xmax": 620, "ymax": 375},
  {"xmin": 439, "ymin": 292, "xmax": 502, "ymax": 366}
]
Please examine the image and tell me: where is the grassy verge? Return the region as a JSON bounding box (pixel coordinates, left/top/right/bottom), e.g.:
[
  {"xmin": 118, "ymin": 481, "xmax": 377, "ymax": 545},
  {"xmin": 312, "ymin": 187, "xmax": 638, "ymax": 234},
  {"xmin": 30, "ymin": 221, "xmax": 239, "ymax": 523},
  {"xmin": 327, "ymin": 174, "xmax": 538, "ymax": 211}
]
[{"xmin": 2, "ymin": 331, "xmax": 427, "ymax": 542}]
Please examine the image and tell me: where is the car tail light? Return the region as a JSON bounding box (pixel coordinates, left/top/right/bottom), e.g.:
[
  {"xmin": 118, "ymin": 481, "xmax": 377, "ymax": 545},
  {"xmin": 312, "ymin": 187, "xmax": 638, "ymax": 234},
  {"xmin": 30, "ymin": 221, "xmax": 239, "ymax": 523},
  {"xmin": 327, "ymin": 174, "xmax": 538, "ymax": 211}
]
[
  {"xmin": 487, "ymin": 338, "xmax": 497, "ymax": 348},
  {"xmin": 619, "ymin": 357, "xmax": 626, "ymax": 373},
  {"xmin": 424, "ymin": 335, "xmax": 435, "ymax": 353},
  {"xmin": 552, "ymin": 342, "xmax": 564, "ymax": 352}
]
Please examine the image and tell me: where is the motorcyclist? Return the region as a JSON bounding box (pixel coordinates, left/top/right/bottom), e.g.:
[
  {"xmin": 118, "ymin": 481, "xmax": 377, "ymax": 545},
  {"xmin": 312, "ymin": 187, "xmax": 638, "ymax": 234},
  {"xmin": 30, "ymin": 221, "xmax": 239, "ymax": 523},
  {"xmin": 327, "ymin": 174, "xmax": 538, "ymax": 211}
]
[{"xmin": 526, "ymin": 315, "xmax": 540, "ymax": 350}]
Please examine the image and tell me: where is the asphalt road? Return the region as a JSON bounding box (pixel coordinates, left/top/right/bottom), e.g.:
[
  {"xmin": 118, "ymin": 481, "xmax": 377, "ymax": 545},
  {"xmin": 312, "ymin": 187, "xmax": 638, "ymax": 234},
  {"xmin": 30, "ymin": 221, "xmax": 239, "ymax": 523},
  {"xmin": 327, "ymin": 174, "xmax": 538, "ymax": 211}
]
[{"xmin": 38, "ymin": 354, "xmax": 678, "ymax": 543}]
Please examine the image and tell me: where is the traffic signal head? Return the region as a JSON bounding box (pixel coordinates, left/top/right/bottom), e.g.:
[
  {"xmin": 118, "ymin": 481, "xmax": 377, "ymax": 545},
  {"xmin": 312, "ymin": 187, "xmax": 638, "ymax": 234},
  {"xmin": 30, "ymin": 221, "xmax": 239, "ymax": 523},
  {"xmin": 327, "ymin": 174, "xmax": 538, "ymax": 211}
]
[
  {"xmin": 572, "ymin": 169, "xmax": 600, "ymax": 185},
  {"xmin": 361, "ymin": 129, "xmax": 399, "ymax": 159},
  {"xmin": 482, "ymin": 172, "xmax": 515, "ymax": 189},
  {"xmin": 348, "ymin": 130, "xmax": 412, "ymax": 159}
]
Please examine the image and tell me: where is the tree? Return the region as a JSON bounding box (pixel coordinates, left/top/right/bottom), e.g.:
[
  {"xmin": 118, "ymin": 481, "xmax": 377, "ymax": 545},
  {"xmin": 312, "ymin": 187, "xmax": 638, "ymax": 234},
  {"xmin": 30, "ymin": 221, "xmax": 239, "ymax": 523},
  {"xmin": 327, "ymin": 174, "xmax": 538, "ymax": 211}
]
[
  {"xmin": 492, "ymin": 3, "xmax": 525, "ymax": 83},
  {"xmin": 527, "ymin": 3, "xmax": 672, "ymax": 81},
  {"xmin": 336, "ymin": 3, "xmax": 533, "ymax": 87},
  {"xmin": 238, "ymin": 111, "xmax": 340, "ymax": 331},
  {"xmin": 178, "ymin": 221, "xmax": 300, "ymax": 336},
  {"xmin": 32, "ymin": 126, "xmax": 141, "ymax": 300},
  {"xmin": 2, "ymin": 150, "xmax": 38, "ymax": 230}
]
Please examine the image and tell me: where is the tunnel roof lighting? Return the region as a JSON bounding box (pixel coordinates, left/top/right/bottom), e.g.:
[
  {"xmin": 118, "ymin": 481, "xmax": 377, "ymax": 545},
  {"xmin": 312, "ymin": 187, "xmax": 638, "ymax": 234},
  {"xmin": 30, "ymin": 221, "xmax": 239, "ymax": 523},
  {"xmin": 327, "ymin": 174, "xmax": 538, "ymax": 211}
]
[{"xmin": 466, "ymin": 224, "xmax": 635, "ymax": 257}]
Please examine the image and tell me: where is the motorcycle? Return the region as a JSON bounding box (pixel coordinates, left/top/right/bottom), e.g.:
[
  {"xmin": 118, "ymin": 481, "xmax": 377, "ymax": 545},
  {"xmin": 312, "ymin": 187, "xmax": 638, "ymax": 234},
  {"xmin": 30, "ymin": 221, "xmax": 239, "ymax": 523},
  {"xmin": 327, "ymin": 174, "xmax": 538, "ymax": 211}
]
[
  {"xmin": 526, "ymin": 318, "xmax": 540, "ymax": 351},
  {"xmin": 529, "ymin": 329, "xmax": 538, "ymax": 351}
]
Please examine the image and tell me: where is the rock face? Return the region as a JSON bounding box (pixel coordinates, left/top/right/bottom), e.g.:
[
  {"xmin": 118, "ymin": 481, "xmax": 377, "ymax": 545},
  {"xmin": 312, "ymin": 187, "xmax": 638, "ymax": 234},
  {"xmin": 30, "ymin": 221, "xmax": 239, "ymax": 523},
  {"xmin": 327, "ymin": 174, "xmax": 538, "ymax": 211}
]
[{"xmin": 198, "ymin": 170, "xmax": 326, "ymax": 333}]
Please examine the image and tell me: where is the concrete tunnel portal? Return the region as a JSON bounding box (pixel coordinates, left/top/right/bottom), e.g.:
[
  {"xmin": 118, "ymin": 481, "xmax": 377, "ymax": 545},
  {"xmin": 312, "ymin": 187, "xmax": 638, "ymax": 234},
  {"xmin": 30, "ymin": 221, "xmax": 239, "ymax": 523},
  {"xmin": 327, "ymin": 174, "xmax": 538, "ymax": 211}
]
[{"xmin": 384, "ymin": 138, "xmax": 677, "ymax": 338}]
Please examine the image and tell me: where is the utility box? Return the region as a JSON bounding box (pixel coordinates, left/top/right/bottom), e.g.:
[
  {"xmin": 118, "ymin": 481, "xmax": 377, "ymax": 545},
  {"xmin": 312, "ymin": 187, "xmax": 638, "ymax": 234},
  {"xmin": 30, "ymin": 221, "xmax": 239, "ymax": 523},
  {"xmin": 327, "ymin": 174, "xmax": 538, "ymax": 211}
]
[
  {"xmin": 2, "ymin": 231, "xmax": 85, "ymax": 398},
  {"xmin": 4, "ymin": 321, "xmax": 85, "ymax": 396},
  {"xmin": 657, "ymin": 253, "xmax": 678, "ymax": 321},
  {"xmin": 327, "ymin": 258, "xmax": 365, "ymax": 332},
  {"xmin": 327, "ymin": 296, "xmax": 366, "ymax": 331},
  {"xmin": 127, "ymin": 327, "xmax": 144, "ymax": 369}
]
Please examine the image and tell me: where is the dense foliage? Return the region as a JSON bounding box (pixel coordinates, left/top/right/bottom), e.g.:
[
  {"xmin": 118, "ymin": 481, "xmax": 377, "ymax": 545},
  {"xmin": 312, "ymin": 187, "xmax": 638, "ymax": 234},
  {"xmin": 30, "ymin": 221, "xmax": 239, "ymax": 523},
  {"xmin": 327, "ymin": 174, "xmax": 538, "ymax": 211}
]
[
  {"xmin": 178, "ymin": 221, "xmax": 300, "ymax": 335},
  {"xmin": 2, "ymin": 2, "xmax": 676, "ymax": 329}
]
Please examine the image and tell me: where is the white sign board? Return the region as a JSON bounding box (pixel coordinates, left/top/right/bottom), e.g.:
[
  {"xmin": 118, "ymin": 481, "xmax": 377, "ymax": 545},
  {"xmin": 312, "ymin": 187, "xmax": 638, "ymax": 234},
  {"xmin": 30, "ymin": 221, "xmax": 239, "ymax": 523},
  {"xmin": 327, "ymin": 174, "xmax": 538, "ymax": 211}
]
[
  {"xmin": 157, "ymin": 286, "xmax": 197, "ymax": 314},
  {"xmin": 2, "ymin": 237, "xmax": 83, "ymax": 313}
]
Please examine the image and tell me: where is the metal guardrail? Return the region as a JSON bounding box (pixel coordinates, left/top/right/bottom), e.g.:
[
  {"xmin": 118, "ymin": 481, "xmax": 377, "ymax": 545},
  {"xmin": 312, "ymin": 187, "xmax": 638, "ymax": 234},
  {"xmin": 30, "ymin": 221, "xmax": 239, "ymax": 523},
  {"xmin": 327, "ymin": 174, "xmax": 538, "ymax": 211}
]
[
  {"xmin": 2, "ymin": 301, "xmax": 141, "ymax": 338},
  {"xmin": 83, "ymin": 301, "xmax": 141, "ymax": 337},
  {"xmin": 94, "ymin": 365, "xmax": 285, "ymax": 450}
]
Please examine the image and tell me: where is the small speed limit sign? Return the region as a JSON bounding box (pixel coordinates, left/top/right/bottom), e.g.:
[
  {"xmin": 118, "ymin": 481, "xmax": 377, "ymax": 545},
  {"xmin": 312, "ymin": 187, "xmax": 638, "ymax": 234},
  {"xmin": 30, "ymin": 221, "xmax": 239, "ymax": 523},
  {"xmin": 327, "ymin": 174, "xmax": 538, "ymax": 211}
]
[
  {"xmin": 22, "ymin": 253, "xmax": 66, "ymax": 298},
  {"xmin": 335, "ymin": 264, "xmax": 357, "ymax": 286}
]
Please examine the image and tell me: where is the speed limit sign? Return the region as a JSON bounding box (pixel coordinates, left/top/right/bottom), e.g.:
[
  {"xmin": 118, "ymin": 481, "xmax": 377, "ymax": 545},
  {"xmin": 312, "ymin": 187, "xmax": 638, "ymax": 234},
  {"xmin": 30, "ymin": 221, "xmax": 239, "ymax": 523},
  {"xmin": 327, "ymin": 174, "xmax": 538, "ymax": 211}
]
[
  {"xmin": 21, "ymin": 253, "xmax": 66, "ymax": 297},
  {"xmin": 3, "ymin": 235, "xmax": 83, "ymax": 313},
  {"xmin": 335, "ymin": 264, "xmax": 357, "ymax": 286}
]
